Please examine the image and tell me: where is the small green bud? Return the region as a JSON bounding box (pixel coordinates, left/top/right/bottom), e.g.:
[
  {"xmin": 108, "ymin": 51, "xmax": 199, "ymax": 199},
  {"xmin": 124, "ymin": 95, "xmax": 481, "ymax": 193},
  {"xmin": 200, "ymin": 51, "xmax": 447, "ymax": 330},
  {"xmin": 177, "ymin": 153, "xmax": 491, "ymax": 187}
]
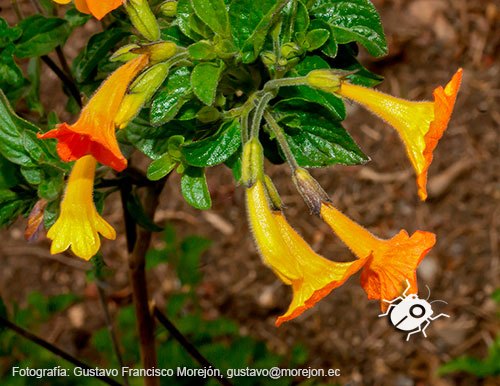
[
  {"xmin": 306, "ymin": 69, "xmax": 341, "ymax": 94},
  {"xmin": 280, "ymin": 42, "xmax": 300, "ymax": 59},
  {"xmin": 261, "ymin": 51, "xmax": 276, "ymax": 67},
  {"xmin": 263, "ymin": 175, "xmax": 282, "ymax": 210},
  {"xmin": 110, "ymin": 43, "xmax": 141, "ymax": 62},
  {"xmin": 292, "ymin": 168, "xmax": 330, "ymax": 215},
  {"xmin": 158, "ymin": 0, "xmax": 177, "ymax": 17},
  {"xmin": 124, "ymin": 0, "xmax": 161, "ymax": 41},
  {"xmin": 115, "ymin": 62, "xmax": 170, "ymax": 129},
  {"xmin": 131, "ymin": 41, "xmax": 177, "ymax": 63},
  {"xmin": 241, "ymin": 138, "xmax": 264, "ymax": 187},
  {"xmin": 277, "ymin": 58, "xmax": 288, "ymax": 68}
]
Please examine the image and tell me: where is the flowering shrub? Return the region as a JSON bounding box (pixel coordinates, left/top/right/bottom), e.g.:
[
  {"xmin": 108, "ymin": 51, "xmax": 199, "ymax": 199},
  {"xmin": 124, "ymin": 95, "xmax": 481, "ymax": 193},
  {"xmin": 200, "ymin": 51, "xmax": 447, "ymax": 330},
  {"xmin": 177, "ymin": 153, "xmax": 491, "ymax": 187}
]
[{"xmin": 0, "ymin": 0, "xmax": 462, "ymax": 383}]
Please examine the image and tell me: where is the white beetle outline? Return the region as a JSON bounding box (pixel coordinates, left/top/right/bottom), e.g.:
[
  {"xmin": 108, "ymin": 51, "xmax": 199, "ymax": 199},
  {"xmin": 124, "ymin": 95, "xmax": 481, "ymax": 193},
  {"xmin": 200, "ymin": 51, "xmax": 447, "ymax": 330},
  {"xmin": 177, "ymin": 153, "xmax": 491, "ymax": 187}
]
[{"xmin": 379, "ymin": 280, "xmax": 449, "ymax": 341}]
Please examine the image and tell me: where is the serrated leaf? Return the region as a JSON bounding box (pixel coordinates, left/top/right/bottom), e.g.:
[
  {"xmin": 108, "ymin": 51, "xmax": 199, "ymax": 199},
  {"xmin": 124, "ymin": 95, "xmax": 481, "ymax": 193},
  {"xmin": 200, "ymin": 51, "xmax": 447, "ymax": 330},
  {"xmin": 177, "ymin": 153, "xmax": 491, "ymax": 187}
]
[
  {"xmin": 74, "ymin": 28, "xmax": 129, "ymax": 82},
  {"xmin": 181, "ymin": 167, "xmax": 211, "ymax": 210},
  {"xmin": 273, "ymin": 98, "xmax": 368, "ymax": 167},
  {"xmin": 150, "ymin": 67, "xmax": 192, "ymax": 126},
  {"xmin": 191, "ymin": 62, "xmax": 224, "ymax": 105},
  {"xmin": 310, "ymin": 0, "xmax": 387, "ymax": 57},
  {"xmin": 183, "ymin": 119, "xmax": 241, "ymax": 167},
  {"xmin": 177, "ymin": 0, "xmax": 213, "ymax": 41},
  {"xmin": 281, "ymin": 55, "xmax": 345, "ymax": 119},
  {"xmin": 229, "ymin": 0, "xmax": 291, "ymax": 63},
  {"xmin": 15, "ymin": 15, "xmax": 70, "ymax": 58},
  {"xmin": 147, "ymin": 153, "xmax": 177, "ymax": 181},
  {"xmin": 191, "ymin": 0, "xmax": 230, "ymax": 37}
]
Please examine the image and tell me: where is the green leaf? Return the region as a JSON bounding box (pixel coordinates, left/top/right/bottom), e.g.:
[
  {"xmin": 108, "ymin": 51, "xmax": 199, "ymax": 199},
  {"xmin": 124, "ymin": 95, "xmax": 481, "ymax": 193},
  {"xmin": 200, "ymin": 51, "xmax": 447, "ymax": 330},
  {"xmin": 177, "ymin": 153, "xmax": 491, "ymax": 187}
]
[
  {"xmin": 64, "ymin": 7, "xmax": 91, "ymax": 29},
  {"xmin": 280, "ymin": 0, "xmax": 309, "ymax": 44},
  {"xmin": 150, "ymin": 67, "xmax": 192, "ymax": 126},
  {"xmin": 177, "ymin": 0, "xmax": 213, "ymax": 41},
  {"xmin": 273, "ymin": 98, "xmax": 368, "ymax": 167},
  {"xmin": 126, "ymin": 190, "xmax": 163, "ymax": 232},
  {"xmin": 26, "ymin": 58, "xmax": 44, "ymax": 115},
  {"xmin": 181, "ymin": 167, "xmax": 211, "ymax": 210},
  {"xmin": 160, "ymin": 25, "xmax": 194, "ymax": 47},
  {"xmin": 0, "ymin": 154, "xmax": 22, "ymax": 188},
  {"xmin": 310, "ymin": 0, "xmax": 387, "ymax": 57},
  {"xmin": 281, "ymin": 55, "xmax": 345, "ymax": 119},
  {"xmin": 74, "ymin": 28, "xmax": 129, "ymax": 82},
  {"xmin": 0, "ymin": 17, "xmax": 22, "ymax": 47},
  {"xmin": 0, "ymin": 47, "xmax": 27, "ymax": 101},
  {"xmin": 183, "ymin": 119, "xmax": 241, "ymax": 167},
  {"xmin": 188, "ymin": 40, "xmax": 216, "ymax": 61},
  {"xmin": 309, "ymin": 19, "xmax": 338, "ymax": 57},
  {"xmin": 229, "ymin": 0, "xmax": 291, "ymax": 63},
  {"xmin": 191, "ymin": 62, "xmax": 224, "ymax": 105},
  {"xmin": 38, "ymin": 163, "xmax": 64, "ymax": 201},
  {"xmin": 0, "ymin": 189, "xmax": 32, "ymax": 228},
  {"xmin": 147, "ymin": 153, "xmax": 177, "ymax": 181},
  {"xmin": 330, "ymin": 44, "xmax": 383, "ymax": 87},
  {"xmin": 224, "ymin": 148, "xmax": 242, "ymax": 182},
  {"xmin": 15, "ymin": 15, "xmax": 70, "ymax": 58},
  {"xmin": 191, "ymin": 0, "xmax": 230, "ymax": 37},
  {"xmin": 306, "ymin": 28, "xmax": 330, "ymax": 51}
]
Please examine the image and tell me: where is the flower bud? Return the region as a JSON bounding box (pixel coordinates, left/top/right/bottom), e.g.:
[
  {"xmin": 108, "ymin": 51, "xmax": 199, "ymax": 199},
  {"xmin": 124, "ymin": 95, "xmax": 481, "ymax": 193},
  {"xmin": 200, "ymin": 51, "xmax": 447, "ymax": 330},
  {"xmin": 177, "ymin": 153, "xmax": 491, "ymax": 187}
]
[
  {"xmin": 306, "ymin": 69, "xmax": 342, "ymax": 94},
  {"xmin": 280, "ymin": 42, "xmax": 300, "ymax": 59},
  {"xmin": 263, "ymin": 175, "xmax": 282, "ymax": 210},
  {"xmin": 292, "ymin": 168, "xmax": 330, "ymax": 215},
  {"xmin": 241, "ymin": 138, "xmax": 264, "ymax": 187},
  {"xmin": 261, "ymin": 51, "xmax": 276, "ymax": 67},
  {"xmin": 158, "ymin": 0, "xmax": 177, "ymax": 17},
  {"xmin": 115, "ymin": 62, "xmax": 169, "ymax": 129},
  {"xmin": 131, "ymin": 41, "xmax": 177, "ymax": 63},
  {"xmin": 124, "ymin": 0, "xmax": 160, "ymax": 42},
  {"xmin": 110, "ymin": 43, "xmax": 141, "ymax": 62}
]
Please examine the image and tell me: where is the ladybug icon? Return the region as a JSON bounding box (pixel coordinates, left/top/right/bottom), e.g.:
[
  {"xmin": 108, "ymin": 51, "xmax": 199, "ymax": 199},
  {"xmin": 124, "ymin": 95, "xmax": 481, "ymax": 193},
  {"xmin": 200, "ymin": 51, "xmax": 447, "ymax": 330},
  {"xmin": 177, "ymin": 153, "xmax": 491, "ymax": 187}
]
[{"xmin": 379, "ymin": 280, "xmax": 449, "ymax": 341}]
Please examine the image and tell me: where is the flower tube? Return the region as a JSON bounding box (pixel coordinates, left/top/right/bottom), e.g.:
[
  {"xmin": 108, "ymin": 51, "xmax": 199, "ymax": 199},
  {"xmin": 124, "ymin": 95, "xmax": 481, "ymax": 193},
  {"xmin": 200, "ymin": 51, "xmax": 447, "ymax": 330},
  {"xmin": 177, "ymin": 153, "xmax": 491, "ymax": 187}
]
[
  {"xmin": 320, "ymin": 202, "xmax": 436, "ymax": 311},
  {"xmin": 38, "ymin": 54, "xmax": 150, "ymax": 171},
  {"xmin": 47, "ymin": 155, "xmax": 116, "ymax": 260},
  {"xmin": 52, "ymin": 0, "xmax": 123, "ymax": 20}
]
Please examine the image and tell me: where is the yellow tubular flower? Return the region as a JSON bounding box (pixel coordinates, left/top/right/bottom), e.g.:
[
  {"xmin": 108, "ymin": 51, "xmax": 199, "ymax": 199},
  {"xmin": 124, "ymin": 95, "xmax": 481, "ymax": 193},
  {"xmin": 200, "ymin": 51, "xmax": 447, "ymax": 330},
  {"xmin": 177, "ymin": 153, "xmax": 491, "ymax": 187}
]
[
  {"xmin": 247, "ymin": 179, "xmax": 367, "ymax": 326},
  {"xmin": 337, "ymin": 69, "xmax": 463, "ymax": 200},
  {"xmin": 47, "ymin": 155, "xmax": 116, "ymax": 260},
  {"xmin": 320, "ymin": 202, "xmax": 436, "ymax": 311}
]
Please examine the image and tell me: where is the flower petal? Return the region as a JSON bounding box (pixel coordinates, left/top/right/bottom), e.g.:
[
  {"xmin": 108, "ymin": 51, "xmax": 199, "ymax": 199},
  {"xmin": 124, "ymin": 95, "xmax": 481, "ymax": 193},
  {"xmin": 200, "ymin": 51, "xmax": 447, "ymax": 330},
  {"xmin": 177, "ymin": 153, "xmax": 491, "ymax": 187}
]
[{"xmin": 86, "ymin": 0, "xmax": 123, "ymax": 20}]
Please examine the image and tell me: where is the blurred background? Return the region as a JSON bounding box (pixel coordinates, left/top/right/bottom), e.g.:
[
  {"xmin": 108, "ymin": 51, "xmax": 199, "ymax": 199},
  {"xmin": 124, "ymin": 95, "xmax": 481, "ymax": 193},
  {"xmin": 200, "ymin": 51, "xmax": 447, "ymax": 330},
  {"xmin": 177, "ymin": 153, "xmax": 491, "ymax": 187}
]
[{"xmin": 1, "ymin": 0, "xmax": 500, "ymax": 385}]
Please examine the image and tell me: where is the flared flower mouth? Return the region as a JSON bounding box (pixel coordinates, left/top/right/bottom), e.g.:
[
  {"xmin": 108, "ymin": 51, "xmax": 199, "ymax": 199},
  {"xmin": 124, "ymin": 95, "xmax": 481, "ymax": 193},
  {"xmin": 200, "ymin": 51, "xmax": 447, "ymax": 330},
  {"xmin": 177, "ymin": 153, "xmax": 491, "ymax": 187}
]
[
  {"xmin": 38, "ymin": 54, "xmax": 149, "ymax": 171},
  {"xmin": 52, "ymin": 0, "xmax": 124, "ymax": 20},
  {"xmin": 320, "ymin": 202, "xmax": 436, "ymax": 311},
  {"xmin": 47, "ymin": 155, "xmax": 116, "ymax": 260},
  {"xmin": 246, "ymin": 179, "xmax": 367, "ymax": 326},
  {"xmin": 337, "ymin": 68, "xmax": 463, "ymax": 200}
]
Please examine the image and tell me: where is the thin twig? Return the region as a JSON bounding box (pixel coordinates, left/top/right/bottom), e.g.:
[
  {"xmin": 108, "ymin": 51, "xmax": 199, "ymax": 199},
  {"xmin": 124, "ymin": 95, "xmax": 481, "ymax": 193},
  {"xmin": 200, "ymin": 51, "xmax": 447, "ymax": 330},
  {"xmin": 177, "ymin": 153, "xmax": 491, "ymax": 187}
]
[
  {"xmin": 153, "ymin": 307, "xmax": 233, "ymax": 386},
  {"xmin": 0, "ymin": 316, "xmax": 122, "ymax": 386},
  {"xmin": 264, "ymin": 109, "xmax": 299, "ymax": 172},
  {"xmin": 10, "ymin": 0, "xmax": 24, "ymax": 19},
  {"xmin": 250, "ymin": 92, "xmax": 274, "ymax": 139},
  {"xmin": 41, "ymin": 55, "xmax": 82, "ymax": 108},
  {"xmin": 96, "ymin": 281, "xmax": 129, "ymax": 386}
]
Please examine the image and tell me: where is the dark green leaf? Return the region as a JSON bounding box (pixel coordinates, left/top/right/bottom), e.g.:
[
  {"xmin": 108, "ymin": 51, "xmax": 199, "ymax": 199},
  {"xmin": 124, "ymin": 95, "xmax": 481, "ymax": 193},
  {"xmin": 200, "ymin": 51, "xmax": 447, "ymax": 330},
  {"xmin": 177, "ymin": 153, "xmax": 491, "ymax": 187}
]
[
  {"xmin": 191, "ymin": 62, "xmax": 224, "ymax": 105},
  {"xmin": 150, "ymin": 67, "xmax": 192, "ymax": 126},
  {"xmin": 177, "ymin": 0, "xmax": 213, "ymax": 41},
  {"xmin": 310, "ymin": 0, "xmax": 387, "ymax": 57},
  {"xmin": 20, "ymin": 166, "xmax": 42, "ymax": 185},
  {"xmin": 183, "ymin": 119, "xmax": 241, "ymax": 167},
  {"xmin": 273, "ymin": 98, "xmax": 368, "ymax": 167},
  {"xmin": 38, "ymin": 163, "xmax": 64, "ymax": 201},
  {"xmin": 181, "ymin": 166, "xmax": 211, "ymax": 209},
  {"xmin": 0, "ymin": 46, "xmax": 27, "ymax": 101},
  {"xmin": 15, "ymin": 15, "xmax": 70, "ymax": 58},
  {"xmin": 309, "ymin": 19, "xmax": 338, "ymax": 57},
  {"xmin": 0, "ymin": 189, "xmax": 32, "ymax": 228},
  {"xmin": 44, "ymin": 199, "xmax": 60, "ymax": 229},
  {"xmin": 281, "ymin": 55, "xmax": 345, "ymax": 119},
  {"xmin": 26, "ymin": 58, "xmax": 44, "ymax": 115},
  {"xmin": 330, "ymin": 44, "xmax": 383, "ymax": 87},
  {"xmin": 74, "ymin": 28, "xmax": 129, "ymax": 82},
  {"xmin": 147, "ymin": 153, "xmax": 177, "ymax": 181},
  {"xmin": 64, "ymin": 8, "xmax": 91, "ymax": 29},
  {"xmin": 126, "ymin": 190, "xmax": 163, "ymax": 232},
  {"xmin": 224, "ymin": 147, "xmax": 242, "ymax": 182},
  {"xmin": 191, "ymin": 0, "xmax": 230, "ymax": 37},
  {"xmin": 0, "ymin": 154, "xmax": 22, "ymax": 188},
  {"xmin": 160, "ymin": 25, "xmax": 194, "ymax": 47},
  {"xmin": 0, "ymin": 17, "xmax": 22, "ymax": 47},
  {"xmin": 306, "ymin": 28, "xmax": 330, "ymax": 50},
  {"xmin": 229, "ymin": 0, "xmax": 291, "ymax": 63}
]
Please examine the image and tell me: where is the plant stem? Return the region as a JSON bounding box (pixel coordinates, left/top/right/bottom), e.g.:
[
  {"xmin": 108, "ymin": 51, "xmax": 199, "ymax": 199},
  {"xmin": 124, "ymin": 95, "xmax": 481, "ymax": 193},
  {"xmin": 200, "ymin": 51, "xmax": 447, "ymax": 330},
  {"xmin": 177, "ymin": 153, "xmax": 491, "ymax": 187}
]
[
  {"xmin": 41, "ymin": 55, "xmax": 82, "ymax": 108},
  {"xmin": 122, "ymin": 177, "xmax": 167, "ymax": 386},
  {"xmin": 263, "ymin": 76, "xmax": 307, "ymax": 91},
  {"xmin": 10, "ymin": 0, "xmax": 24, "ymax": 19},
  {"xmin": 263, "ymin": 109, "xmax": 299, "ymax": 172},
  {"xmin": 0, "ymin": 316, "xmax": 122, "ymax": 386},
  {"xmin": 250, "ymin": 92, "xmax": 274, "ymax": 139},
  {"xmin": 96, "ymin": 280, "xmax": 129, "ymax": 386},
  {"xmin": 153, "ymin": 307, "xmax": 233, "ymax": 386}
]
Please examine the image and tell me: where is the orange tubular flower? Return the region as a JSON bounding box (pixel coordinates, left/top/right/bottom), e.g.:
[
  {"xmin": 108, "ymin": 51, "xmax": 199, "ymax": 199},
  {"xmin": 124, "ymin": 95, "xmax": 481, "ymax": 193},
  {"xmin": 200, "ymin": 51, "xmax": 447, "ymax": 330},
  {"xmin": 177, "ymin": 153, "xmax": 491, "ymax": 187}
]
[
  {"xmin": 320, "ymin": 202, "xmax": 436, "ymax": 311},
  {"xmin": 247, "ymin": 179, "xmax": 367, "ymax": 326},
  {"xmin": 337, "ymin": 69, "xmax": 463, "ymax": 200},
  {"xmin": 53, "ymin": 0, "xmax": 123, "ymax": 20},
  {"xmin": 47, "ymin": 155, "xmax": 116, "ymax": 260},
  {"xmin": 38, "ymin": 54, "xmax": 149, "ymax": 171}
]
